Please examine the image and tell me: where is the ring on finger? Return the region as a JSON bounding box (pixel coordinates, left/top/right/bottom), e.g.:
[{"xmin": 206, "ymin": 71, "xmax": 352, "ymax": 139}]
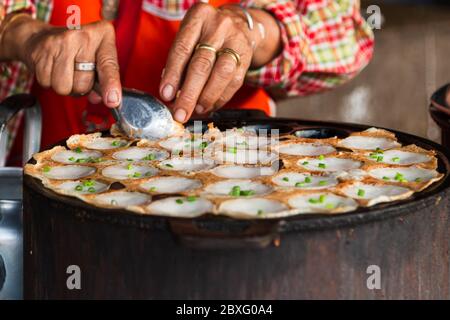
[
  {"xmin": 74, "ymin": 62, "xmax": 96, "ymax": 72},
  {"xmin": 217, "ymin": 48, "xmax": 241, "ymax": 67},
  {"xmin": 195, "ymin": 43, "xmax": 217, "ymax": 54}
]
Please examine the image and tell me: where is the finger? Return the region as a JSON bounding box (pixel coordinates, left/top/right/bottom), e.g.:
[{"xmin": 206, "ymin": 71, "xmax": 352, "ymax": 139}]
[
  {"xmin": 159, "ymin": 3, "xmax": 221, "ymax": 102},
  {"xmin": 213, "ymin": 67, "xmax": 246, "ymax": 111},
  {"xmin": 95, "ymin": 22, "xmax": 122, "ymax": 108},
  {"xmin": 51, "ymin": 49, "xmax": 76, "ymax": 96},
  {"xmin": 195, "ymin": 50, "xmax": 238, "ymax": 114},
  {"xmin": 159, "ymin": 12, "xmax": 205, "ymax": 102},
  {"xmin": 171, "ymin": 40, "xmax": 221, "ymax": 123},
  {"xmin": 34, "ymin": 54, "xmax": 53, "ymax": 89},
  {"xmin": 88, "ymin": 91, "xmax": 102, "ymax": 104},
  {"xmin": 73, "ymin": 41, "xmax": 96, "ymax": 95}
]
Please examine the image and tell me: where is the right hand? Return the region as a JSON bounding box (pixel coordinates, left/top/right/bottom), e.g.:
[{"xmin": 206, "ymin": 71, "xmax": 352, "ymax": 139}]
[{"xmin": 3, "ymin": 16, "xmax": 122, "ymax": 107}]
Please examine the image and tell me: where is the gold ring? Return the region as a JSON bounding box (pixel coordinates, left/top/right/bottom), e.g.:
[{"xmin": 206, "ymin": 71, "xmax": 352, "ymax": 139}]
[
  {"xmin": 217, "ymin": 48, "xmax": 241, "ymax": 67},
  {"xmin": 195, "ymin": 43, "xmax": 217, "ymax": 54}
]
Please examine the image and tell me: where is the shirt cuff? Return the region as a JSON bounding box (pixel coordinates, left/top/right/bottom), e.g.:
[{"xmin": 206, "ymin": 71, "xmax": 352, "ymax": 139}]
[{"xmin": 242, "ymin": 0, "xmax": 305, "ymax": 93}]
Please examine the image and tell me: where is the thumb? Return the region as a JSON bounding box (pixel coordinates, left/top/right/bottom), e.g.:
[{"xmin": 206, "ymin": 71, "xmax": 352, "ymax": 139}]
[{"xmin": 95, "ymin": 23, "xmax": 122, "ymax": 108}]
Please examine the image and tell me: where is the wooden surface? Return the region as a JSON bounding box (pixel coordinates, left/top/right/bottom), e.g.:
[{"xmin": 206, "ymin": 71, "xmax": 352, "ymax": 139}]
[{"xmin": 278, "ymin": 3, "xmax": 450, "ymax": 143}]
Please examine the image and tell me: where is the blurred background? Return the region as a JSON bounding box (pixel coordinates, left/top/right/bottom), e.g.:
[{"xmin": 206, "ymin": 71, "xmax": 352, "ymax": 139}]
[{"xmin": 277, "ymin": 0, "xmax": 450, "ymax": 143}]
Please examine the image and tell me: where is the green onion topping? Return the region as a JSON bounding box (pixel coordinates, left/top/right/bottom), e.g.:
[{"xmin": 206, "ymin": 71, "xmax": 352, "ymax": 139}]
[
  {"xmin": 357, "ymin": 189, "xmax": 365, "ymax": 197},
  {"xmin": 318, "ymin": 163, "xmax": 326, "ymax": 169},
  {"xmin": 186, "ymin": 196, "xmax": 197, "ymax": 202}
]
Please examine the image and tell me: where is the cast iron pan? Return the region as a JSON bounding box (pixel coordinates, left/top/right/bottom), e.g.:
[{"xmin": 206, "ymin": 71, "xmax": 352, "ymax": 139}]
[{"xmin": 24, "ymin": 109, "xmax": 450, "ymax": 249}]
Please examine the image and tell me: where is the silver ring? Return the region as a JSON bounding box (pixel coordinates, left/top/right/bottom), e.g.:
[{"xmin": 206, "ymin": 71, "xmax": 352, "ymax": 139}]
[
  {"xmin": 75, "ymin": 62, "xmax": 96, "ymax": 72},
  {"xmin": 239, "ymin": 5, "xmax": 254, "ymax": 31}
]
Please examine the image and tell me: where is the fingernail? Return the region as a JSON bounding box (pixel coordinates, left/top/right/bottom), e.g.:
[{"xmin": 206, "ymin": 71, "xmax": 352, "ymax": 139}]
[
  {"xmin": 107, "ymin": 90, "xmax": 120, "ymax": 105},
  {"xmin": 195, "ymin": 104, "xmax": 204, "ymax": 114},
  {"xmin": 162, "ymin": 84, "xmax": 174, "ymax": 101},
  {"xmin": 174, "ymin": 109, "xmax": 187, "ymax": 123},
  {"xmin": 161, "ymin": 68, "xmax": 166, "ymax": 78}
]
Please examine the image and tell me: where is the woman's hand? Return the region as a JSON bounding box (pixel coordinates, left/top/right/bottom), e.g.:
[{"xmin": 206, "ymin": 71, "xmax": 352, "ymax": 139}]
[
  {"xmin": 0, "ymin": 14, "xmax": 122, "ymax": 107},
  {"xmin": 160, "ymin": 3, "xmax": 281, "ymax": 123}
]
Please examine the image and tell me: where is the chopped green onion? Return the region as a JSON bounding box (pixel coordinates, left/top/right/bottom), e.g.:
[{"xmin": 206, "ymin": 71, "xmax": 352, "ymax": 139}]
[
  {"xmin": 133, "ymin": 172, "xmax": 142, "ymax": 178},
  {"xmin": 76, "ymin": 158, "xmax": 87, "ymax": 163},
  {"xmin": 149, "ymin": 187, "xmax": 157, "ymax": 192},
  {"xmin": 127, "ymin": 158, "xmax": 133, "ymax": 162},
  {"xmin": 186, "ymin": 196, "xmax": 197, "ymax": 202},
  {"xmin": 126, "ymin": 163, "xmax": 133, "ymax": 170},
  {"xmin": 394, "ymin": 172, "xmax": 404, "ymax": 181},
  {"xmin": 143, "ymin": 154, "xmax": 156, "ymax": 161},
  {"xmin": 295, "ymin": 182, "xmax": 306, "ymax": 188},
  {"xmin": 145, "ymin": 171, "xmax": 154, "ymax": 177},
  {"xmin": 302, "ymin": 161, "xmax": 309, "ymax": 166},
  {"xmin": 257, "ymin": 209, "xmax": 264, "ymax": 216},
  {"xmin": 369, "ymin": 153, "xmax": 379, "ymax": 159},
  {"xmin": 176, "ymin": 199, "xmax": 184, "ymax": 204},
  {"xmin": 318, "ymin": 155, "xmax": 325, "ymax": 160},
  {"xmin": 68, "ymin": 157, "xmax": 76, "ymax": 162},
  {"xmin": 74, "ymin": 147, "xmax": 82, "ymax": 153},
  {"xmin": 75, "ymin": 185, "xmax": 83, "ymax": 192},
  {"xmin": 318, "ymin": 181, "xmax": 328, "ymax": 186},
  {"xmin": 382, "ymin": 176, "xmax": 390, "ymax": 181},
  {"xmin": 282, "ymin": 177, "xmax": 289, "ymax": 182},
  {"xmin": 308, "ymin": 198, "xmax": 320, "ymax": 204},
  {"xmin": 240, "ymin": 190, "xmax": 255, "ymax": 197},
  {"xmin": 304, "ymin": 177, "xmax": 312, "ymax": 183},
  {"xmin": 88, "ymin": 187, "xmax": 96, "ymax": 193},
  {"xmin": 200, "ymin": 141, "xmax": 208, "ymax": 149},
  {"xmin": 230, "ymin": 186, "xmax": 241, "ymax": 197},
  {"xmin": 325, "ymin": 203, "xmax": 335, "ymax": 210},
  {"xmin": 43, "ymin": 166, "xmax": 51, "ymax": 173},
  {"xmin": 376, "ymin": 156, "xmax": 384, "ymax": 162},
  {"xmin": 375, "ymin": 148, "xmax": 384, "ymax": 154},
  {"xmin": 319, "ymin": 195, "xmax": 327, "ymax": 203},
  {"xmin": 318, "ymin": 163, "xmax": 326, "ymax": 169},
  {"xmin": 229, "ymin": 147, "xmax": 238, "ymax": 154},
  {"xmin": 111, "ymin": 141, "xmax": 121, "ymax": 147},
  {"xmin": 357, "ymin": 189, "xmax": 365, "ymax": 197},
  {"xmin": 392, "ymin": 157, "xmax": 400, "ymax": 163},
  {"xmin": 83, "ymin": 180, "xmax": 94, "ymax": 187},
  {"xmin": 415, "ymin": 178, "xmax": 422, "ymax": 183},
  {"xmin": 165, "ymin": 163, "xmax": 174, "ymax": 168}
]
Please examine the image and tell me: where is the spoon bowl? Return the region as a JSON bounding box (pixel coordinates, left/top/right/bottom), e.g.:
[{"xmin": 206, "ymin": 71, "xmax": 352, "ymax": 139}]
[{"xmin": 111, "ymin": 89, "xmax": 175, "ymax": 140}]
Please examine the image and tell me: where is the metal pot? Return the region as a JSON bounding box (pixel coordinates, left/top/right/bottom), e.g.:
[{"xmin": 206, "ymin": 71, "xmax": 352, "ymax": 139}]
[
  {"xmin": 23, "ymin": 111, "xmax": 450, "ymax": 300},
  {"xmin": 0, "ymin": 94, "xmax": 41, "ymax": 300},
  {"xmin": 430, "ymin": 84, "xmax": 450, "ymax": 149}
]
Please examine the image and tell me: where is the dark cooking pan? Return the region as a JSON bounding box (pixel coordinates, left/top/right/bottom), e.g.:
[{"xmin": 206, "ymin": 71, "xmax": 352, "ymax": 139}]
[{"xmin": 24, "ymin": 109, "xmax": 450, "ymax": 299}]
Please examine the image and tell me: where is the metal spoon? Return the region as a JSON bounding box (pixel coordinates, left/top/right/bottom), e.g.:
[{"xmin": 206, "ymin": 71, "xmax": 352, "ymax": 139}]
[{"xmin": 111, "ymin": 89, "xmax": 175, "ymax": 140}]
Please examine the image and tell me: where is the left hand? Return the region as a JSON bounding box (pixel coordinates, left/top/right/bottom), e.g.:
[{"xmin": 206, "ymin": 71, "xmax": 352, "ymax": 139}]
[{"xmin": 160, "ymin": 3, "xmax": 281, "ymax": 123}]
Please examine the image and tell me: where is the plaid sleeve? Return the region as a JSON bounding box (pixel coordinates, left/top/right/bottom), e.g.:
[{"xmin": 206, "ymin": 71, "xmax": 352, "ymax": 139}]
[
  {"xmin": 242, "ymin": 0, "xmax": 375, "ymax": 98},
  {"xmin": 1, "ymin": 1, "xmax": 52, "ymax": 156}
]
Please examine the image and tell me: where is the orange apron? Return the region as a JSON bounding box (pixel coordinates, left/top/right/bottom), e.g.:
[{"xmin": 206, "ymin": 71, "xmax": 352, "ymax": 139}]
[{"xmin": 30, "ymin": 0, "xmax": 272, "ymax": 150}]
